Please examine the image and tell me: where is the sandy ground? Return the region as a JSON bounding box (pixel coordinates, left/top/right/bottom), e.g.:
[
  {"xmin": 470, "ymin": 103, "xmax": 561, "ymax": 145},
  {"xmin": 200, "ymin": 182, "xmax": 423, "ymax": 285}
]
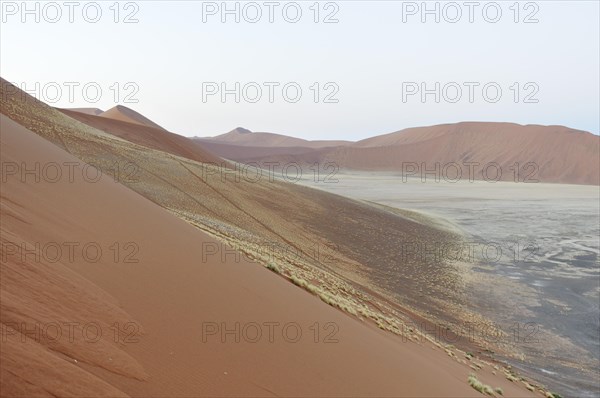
[{"xmin": 1, "ymin": 78, "xmax": 549, "ymax": 397}]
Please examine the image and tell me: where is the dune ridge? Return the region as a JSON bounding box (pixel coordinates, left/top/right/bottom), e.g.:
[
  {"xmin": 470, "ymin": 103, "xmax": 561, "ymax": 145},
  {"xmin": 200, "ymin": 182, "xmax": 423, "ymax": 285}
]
[
  {"xmin": 60, "ymin": 108, "xmax": 223, "ymax": 165},
  {"xmin": 67, "ymin": 107, "xmax": 104, "ymax": 116},
  {"xmin": 202, "ymin": 122, "xmax": 599, "ymax": 185},
  {"xmin": 198, "ymin": 127, "xmax": 351, "ymax": 148},
  {"xmin": 100, "ymin": 105, "xmax": 166, "ymax": 131}
]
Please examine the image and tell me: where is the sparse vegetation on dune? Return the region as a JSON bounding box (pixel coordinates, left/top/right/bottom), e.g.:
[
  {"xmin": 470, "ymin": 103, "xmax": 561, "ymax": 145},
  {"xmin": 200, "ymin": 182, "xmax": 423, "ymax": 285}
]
[
  {"xmin": 523, "ymin": 381, "xmax": 536, "ymax": 392},
  {"xmin": 467, "ymin": 374, "xmax": 496, "ymax": 396},
  {"xmin": 266, "ymin": 262, "xmax": 280, "ymax": 273}
]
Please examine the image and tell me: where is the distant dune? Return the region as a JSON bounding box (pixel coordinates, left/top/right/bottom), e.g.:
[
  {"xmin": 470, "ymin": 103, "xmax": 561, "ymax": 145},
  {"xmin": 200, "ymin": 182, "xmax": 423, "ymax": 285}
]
[
  {"xmin": 205, "ymin": 122, "xmax": 600, "ymax": 185},
  {"xmin": 67, "ymin": 107, "xmax": 104, "ymax": 116},
  {"xmin": 100, "ymin": 105, "xmax": 166, "ymax": 131},
  {"xmin": 60, "ymin": 108, "xmax": 223, "ymax": 165},
  {"xmin": 198, "ymin": 127, "xmax": 351, "ymax": 148},
  {"xmin": 200, "ymin": 140, "xmax": 322, "ymax": 161}
]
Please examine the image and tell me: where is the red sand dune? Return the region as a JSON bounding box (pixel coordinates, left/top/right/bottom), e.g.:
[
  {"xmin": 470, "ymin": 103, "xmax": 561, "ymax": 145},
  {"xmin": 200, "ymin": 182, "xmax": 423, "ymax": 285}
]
[
  {"xmin": 206, "ymin": 122, "xmax": 600, "ymax": 185},
  {"xmin": 0, "ymin": 86, "xmax": 541, "ymax": 396},
  {"xmin": 199, "ymin": 140, "xmax": 323, "ymax": 162},
  {"xmin": 334, "ymin": 122, "xmax": 600, "ymax": 184},
  {"xmin": 198, "ymin": 127, "xmax": 351, "ymax": 148},
  {"xmin": 59, "ymin": 108, "xmax": 223, "ymax": 165},
  {"xmin": 67, "ymin": 107, "xmax": 104, "ymax": 116},
  {"xmin": 100, "ymin": 105, "xmax": 166, "ymax": 131},
  {"xmin": 1, "ymin": 114, "xmax": 519, "ymax": 398}
]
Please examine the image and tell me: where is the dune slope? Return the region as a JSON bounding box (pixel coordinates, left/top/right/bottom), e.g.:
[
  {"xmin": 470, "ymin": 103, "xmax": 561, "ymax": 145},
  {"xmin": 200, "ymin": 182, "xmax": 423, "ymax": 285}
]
[
  {"xmin": 198, "ymin": 127, "xmax": 350, "ymax": 148},
  {"xmin": 1, "ymin": 115, "xmax": 146, "ymax": 397},
  {"xmin": 100, "ymin": 105, "xmax": 166, "ymax": 131},
  {"xmin": 1, "ymin": 77, "xmax": 545, "ymax": 397},
  {"xmin": 67, "ymin": 107, "xmax": 104, "ymax": 116},
  {"xmin": 60, "ymin": 108, "xmax": 223, "ymax": 165},
  {"xmin": 1, "ymin": 96, "xmax": 526, "ymax": 398},
  {"xmin": 204, "ymin": 122, "xmax": 600, "ymax": 185}
]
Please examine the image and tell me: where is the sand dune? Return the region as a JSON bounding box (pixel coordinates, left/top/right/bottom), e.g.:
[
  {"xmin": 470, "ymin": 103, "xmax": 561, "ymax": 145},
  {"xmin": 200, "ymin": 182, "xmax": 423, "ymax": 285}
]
[
  {"xmin": 60, "ymin": 108, "xmax": 223, "ymax": 165},
  {"xmin": 198, "ymin": 127, "xmax": 351, "ymax": 148},
  {"xmin": 199, "ymin": 140, "xmax": 323, "ymax": 161},
  {"xmin": 0, "ymin": 77, "xmax": 546, "ymax": 397},
  {"xmin": 1, "ymin": 115, "xmax": 146, "ymax": 397},
  {"xmin": 67, "ymin": 107, "xmax": 104, "ymax": 116},
  {"xmin": 2, "ymin": 94, "xmax": 522, "ymax": 398},
  {"xmin": 337, "ymin": 122, "xmax": 600, "ymax": 184},
  {"xmin": 100, "ymin": 105, "xmax": 166, "ymax": 131},
  {"xmin": 206, "ymin": 122, "xmax": 600, "ymax": 185}
]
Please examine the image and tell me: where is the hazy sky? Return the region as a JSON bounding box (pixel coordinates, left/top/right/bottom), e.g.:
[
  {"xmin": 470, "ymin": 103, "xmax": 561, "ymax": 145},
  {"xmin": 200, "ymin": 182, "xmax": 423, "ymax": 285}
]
[{"xmin": 1, "ymin": 0, "xmax": 598, "ymax": 139}]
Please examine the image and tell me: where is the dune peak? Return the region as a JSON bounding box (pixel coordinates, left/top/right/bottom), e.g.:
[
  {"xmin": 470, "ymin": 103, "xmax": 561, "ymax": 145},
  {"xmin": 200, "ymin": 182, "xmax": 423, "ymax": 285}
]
[
  {"xmin": 230, "ymin": 127, "xmax": 252, "ymax": 134},
  {"xmin": 100, "ymin": 105, "xmax": 166, "ymax": 131}
]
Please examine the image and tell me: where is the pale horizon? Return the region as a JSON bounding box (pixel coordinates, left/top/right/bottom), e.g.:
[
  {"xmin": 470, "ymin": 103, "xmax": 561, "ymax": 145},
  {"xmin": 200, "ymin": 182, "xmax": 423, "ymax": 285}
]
[{"xmin": 1, "ymin": 0, "xmax": 598, "ymax": 139}]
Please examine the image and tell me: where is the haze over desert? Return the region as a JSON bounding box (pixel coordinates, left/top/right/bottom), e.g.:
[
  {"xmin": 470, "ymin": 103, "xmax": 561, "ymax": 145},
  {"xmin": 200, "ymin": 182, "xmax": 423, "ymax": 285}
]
[{"xmin": 1, "ymin": 1, "xmax": 599, "ymax": 398}]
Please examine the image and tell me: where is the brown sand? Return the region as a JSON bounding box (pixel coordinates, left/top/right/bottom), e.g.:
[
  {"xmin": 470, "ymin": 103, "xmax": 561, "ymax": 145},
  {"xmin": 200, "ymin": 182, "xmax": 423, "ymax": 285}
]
[
  {"xmin": 197, "ymin": 140, "xmax": 326, "ymax": 162},
  {"xmin": 59, "ymin": 108, "xmax": 223, "ymax": 165},
  {"xmin": 202, "ymin": 122, "xmax": 600, "ymax": 185},
  {"xmin": 0, "ymin": 115, "xmax": 528, "ymax": 398},
  {"xmin": 0, "ymin": 78, "xmax": 546, "ymax": 397},
  {"xmin": 199, "ymin": 127, "xmax": 351, "ymax": 148},
  {"xmin": 66, "ymin": 107, "xmax": 104, "ymax": 116},
  {"xmin": 100, "ymin": 105, "xmax": 166, "ymax": 131}
]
